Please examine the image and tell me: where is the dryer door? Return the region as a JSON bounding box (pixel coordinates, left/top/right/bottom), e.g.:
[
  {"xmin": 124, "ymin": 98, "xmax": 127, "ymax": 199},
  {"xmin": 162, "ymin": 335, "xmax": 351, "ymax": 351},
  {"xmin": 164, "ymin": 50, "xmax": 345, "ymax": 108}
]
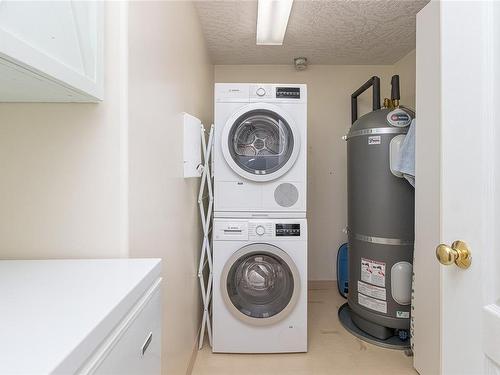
[
  {"xmin": 221, "ymin": 243, "xmax": 300, "ymax": 325},
  {"xmin": 221, "ymin": 103, "xmax": 300, "ymax": 182}
]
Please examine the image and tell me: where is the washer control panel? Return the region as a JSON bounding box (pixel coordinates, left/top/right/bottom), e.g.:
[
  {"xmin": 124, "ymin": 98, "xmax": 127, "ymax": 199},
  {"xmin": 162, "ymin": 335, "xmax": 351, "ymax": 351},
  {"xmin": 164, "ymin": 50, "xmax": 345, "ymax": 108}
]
[
  {"xmin": 214, "ymin": 221, "xmax": 248, "ymax": 241},
  {"xmin": 249, "ymin": 222, "xmax": 274, "ymax": 239},
  {"xmin": 276, "ymin": 223, "xmax": 301, "ymax": 236},
  {"xmin": 214, "ymin": 219, "xmax": 306, "ymax": 241},
  {"xmin": 248, "ymin": 222, "xmax": 302, "ymax": 239},
  {"xmin": 255, "ymin": 225, "xmax": 266, "ymax": 235}
]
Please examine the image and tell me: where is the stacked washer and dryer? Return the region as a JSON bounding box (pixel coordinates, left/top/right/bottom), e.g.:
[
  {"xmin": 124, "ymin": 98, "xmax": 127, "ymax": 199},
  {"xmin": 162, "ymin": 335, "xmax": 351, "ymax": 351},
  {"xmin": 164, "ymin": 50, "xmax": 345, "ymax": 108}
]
[{"xmin": 212, "ymin": 83, "xmax": 308, "ymax": 353}]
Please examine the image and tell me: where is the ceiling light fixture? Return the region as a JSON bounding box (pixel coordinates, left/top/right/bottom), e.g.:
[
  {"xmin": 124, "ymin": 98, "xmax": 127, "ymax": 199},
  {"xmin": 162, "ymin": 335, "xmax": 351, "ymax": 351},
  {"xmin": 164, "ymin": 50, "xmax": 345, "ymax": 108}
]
[{"xmin": 256, "ymin": 0, "xmax": 294, "ymax": 45}]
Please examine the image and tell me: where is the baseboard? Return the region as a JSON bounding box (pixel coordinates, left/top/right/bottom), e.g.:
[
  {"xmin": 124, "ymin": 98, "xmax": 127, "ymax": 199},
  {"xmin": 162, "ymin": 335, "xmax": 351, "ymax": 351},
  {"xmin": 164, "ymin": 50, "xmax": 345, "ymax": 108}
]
[{"xmin": 308, "ymin": 280, "xmax": 336, "ymax": 290}]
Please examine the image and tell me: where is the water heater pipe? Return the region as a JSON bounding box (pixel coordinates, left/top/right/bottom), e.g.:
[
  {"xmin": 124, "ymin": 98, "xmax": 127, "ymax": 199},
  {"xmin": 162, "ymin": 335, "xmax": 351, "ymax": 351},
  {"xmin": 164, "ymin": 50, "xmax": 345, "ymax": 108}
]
[
  {"xmin": 391, "ymin": 75, "xmax": 401, "ymax": 101},
  {"xmin": 351, "ymin": 76, "xmax": 381, "ymax": 124}
]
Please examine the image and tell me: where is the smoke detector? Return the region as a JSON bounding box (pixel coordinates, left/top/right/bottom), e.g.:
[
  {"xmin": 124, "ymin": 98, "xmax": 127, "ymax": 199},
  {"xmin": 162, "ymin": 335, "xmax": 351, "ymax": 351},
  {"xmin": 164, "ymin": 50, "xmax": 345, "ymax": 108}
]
[{"xmin": 294, "ymin": 57, "xmax": 308, "ymax": 71}]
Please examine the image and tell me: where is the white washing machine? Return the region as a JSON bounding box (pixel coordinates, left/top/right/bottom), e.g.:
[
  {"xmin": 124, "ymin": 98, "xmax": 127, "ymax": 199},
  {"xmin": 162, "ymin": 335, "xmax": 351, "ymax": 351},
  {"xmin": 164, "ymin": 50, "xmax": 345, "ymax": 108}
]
[
  {"xmin": 212, "ymin": 218, "xmax": 307, "ymax": 353},
  {"xmin": 214, "ymin": 83, "xmax": 307, "ymax": 218}
]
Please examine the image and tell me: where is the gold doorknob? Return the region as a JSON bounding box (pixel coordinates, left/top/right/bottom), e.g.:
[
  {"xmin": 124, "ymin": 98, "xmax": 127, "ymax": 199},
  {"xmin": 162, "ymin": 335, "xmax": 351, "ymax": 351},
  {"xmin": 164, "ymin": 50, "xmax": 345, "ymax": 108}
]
[{"xmin": 435, "ymin": 240, "xmax": 472, "ymax": 269}]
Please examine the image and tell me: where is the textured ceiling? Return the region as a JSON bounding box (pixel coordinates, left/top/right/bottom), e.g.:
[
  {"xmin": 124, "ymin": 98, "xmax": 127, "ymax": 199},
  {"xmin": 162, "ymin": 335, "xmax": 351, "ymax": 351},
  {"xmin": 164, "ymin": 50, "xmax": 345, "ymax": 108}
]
[{"xmin": 194, "ymin": 0, "xmax": 429, "ymax": 65}]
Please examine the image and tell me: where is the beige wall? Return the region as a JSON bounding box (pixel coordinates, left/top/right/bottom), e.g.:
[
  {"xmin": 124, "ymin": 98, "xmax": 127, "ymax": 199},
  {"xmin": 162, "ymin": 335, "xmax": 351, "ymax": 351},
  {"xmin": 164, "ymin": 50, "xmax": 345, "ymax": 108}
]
[
  {"xmin": 0, "ymin": 2, "xmax": 213, "ymax": 374},
  {"xmin": 127, "ymin": 2, "xmax": 213, "ymax": 374},
  {"xmin": 215, "ymin": 56, "xmax": 415, "ymax": 280},
  {"xmin": 394, "ymin": 50, "xmax": 417, "ymax": 109},
  {"xmin": 0, "ymin": 2, "xmax": 127, "ymax": 259}
]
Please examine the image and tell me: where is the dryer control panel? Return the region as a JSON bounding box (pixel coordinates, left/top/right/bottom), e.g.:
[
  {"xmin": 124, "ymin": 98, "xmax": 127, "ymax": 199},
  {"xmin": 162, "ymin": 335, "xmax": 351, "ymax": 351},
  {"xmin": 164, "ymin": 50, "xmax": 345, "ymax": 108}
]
[
  {"xmin": 276, "ymin": 87, "xmax": 301, "ymax": 99},
  {"xmin": 249, "ymin": 84, "xmax": 305, "ymax": 102}
]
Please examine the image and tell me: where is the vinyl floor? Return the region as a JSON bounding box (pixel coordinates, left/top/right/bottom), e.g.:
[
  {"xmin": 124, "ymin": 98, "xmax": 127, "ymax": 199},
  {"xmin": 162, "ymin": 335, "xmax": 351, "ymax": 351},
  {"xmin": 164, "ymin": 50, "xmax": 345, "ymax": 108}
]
[{"xmin": 191, "ymin": 282, "xmax": 416, "ymax": 375}]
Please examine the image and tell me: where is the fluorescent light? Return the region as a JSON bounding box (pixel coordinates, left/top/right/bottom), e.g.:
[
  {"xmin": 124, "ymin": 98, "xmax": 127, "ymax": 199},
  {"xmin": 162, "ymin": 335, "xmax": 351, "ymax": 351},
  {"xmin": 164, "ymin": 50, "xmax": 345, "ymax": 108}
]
[{"xmin": 256, "ymin": 0, "xmax": 293, "ymax": 45}]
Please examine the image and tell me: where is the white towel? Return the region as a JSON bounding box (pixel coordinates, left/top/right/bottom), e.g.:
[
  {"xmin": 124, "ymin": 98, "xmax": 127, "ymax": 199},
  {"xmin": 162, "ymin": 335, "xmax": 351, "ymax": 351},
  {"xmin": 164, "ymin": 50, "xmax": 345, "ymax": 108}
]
[{"xmin": 396, "ymin": 119, "xmax": 416, "ymax": 187}]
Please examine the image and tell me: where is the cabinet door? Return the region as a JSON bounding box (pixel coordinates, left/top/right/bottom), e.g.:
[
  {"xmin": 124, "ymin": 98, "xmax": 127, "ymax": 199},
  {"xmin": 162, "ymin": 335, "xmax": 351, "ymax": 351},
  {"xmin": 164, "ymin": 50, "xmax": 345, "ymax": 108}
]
[
  {"xmin": 0, "ymin": 1, "xmax": 103, "ymax": 102},
  {"xmin": 92, "ymin": 289, "xmax": 162, "ymax": 375},
  {"xmin": 77, "ymin": 278, "xmax": 163, "ymax": 375}
]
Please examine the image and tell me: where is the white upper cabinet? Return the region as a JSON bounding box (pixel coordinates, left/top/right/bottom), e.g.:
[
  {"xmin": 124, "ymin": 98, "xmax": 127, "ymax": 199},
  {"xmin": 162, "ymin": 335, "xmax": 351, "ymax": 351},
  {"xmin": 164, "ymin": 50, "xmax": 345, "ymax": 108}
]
[{"xmin": 0, "ymin": 1, "xmax": 103, "ymax": 102}]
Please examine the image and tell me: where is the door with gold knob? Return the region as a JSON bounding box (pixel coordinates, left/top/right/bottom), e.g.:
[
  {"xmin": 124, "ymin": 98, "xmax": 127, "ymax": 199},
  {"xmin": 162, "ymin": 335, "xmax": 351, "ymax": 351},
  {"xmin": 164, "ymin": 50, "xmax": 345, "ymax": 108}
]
[
  {"xmin": 414, "ymin": 1, "xmax": 500, "ymax": 374},
  {"xmin": 435, "ymin": 241, "xmax": 472, "ymax": 269}
]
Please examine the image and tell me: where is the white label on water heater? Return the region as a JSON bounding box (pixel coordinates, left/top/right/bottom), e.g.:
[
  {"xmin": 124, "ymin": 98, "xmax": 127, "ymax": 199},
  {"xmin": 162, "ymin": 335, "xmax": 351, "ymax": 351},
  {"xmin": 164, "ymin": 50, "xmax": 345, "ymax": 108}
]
[
  {"xmin": 358, "ymin": 293, "xmax": 387, "ymax": 314},
  {"xmin": 368, "ymin": 135, "xmax": 381, "ymax": 145},
  {"xmin": 361, "ymin": 258, "xmax": 386, "ymax": 287},
  {"xmin": 358, "ymin": 281, "xmax": 386, "ymax": 301}
]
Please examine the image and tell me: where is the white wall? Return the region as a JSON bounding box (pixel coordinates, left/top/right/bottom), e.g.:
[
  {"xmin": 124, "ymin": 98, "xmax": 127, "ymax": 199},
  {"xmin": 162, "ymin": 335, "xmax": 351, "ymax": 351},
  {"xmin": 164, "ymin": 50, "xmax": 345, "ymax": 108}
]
[
  {"xmin": 0, "ymin": 2, "xmax": 127, "ymax": 259},
  {"xmin": 127, "ymin": 2, "xmax": 213, "ymax": 374}
]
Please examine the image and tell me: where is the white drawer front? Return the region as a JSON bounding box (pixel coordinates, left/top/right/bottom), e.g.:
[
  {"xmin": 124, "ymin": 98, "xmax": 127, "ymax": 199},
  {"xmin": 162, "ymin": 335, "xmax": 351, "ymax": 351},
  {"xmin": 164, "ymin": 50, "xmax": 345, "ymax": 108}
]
[{"xmin": 80, "ymin": 278, "xmax": 162, "ymax": 375}]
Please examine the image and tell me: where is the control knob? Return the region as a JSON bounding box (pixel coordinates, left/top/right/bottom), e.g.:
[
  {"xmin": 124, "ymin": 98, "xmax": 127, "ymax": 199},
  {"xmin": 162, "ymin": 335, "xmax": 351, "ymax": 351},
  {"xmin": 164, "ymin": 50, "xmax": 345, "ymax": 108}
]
[
  {"xmin": 255, "ymin": 225, "xmax": 266, "ymax": 236},
  {"xmin": 256, "ymin": 87, "xmax": 266, "ymax": 97}
]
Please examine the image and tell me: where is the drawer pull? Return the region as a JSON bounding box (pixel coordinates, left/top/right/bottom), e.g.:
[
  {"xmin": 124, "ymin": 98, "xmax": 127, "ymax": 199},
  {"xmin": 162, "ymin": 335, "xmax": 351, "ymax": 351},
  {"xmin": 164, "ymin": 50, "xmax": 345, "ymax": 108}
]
[{"xmin": 141, "ymin": 332, "xmax": 153, "ymax": 356}]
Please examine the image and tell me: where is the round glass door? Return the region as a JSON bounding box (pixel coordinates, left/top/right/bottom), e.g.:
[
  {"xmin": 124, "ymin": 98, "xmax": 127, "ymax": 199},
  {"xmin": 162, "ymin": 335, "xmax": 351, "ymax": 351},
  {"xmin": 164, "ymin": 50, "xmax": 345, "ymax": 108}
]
[
  {"xmin": 228, "ymin": 109, "xmax": 295, "ymax": 176},
  {"xmin": 221, "ymin": 244, "xmax": 300, "ymax": 325}
]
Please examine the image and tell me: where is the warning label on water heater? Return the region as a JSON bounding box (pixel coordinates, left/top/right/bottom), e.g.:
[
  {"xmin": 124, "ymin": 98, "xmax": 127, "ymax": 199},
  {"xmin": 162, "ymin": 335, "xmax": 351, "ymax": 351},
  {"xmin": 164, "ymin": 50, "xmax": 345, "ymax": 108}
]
[
  {"xmin": 358, "ymin": 293, "xmax": 387, "ymax": 314},
  {"xmin": 358, "ymin": 280, "xmax": 386, "ymax": 301},
  {"xmin": 361, "ymin": 258, "xmax": 386, "ymax": 287}
]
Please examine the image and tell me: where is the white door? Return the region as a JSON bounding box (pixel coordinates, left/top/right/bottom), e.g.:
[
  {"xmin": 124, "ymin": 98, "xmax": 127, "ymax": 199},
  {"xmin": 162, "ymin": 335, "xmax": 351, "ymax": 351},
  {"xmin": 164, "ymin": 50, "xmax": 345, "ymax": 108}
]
[{"xmin": 414, "ymin": 1, "xmax": 500, "ymax": 374}]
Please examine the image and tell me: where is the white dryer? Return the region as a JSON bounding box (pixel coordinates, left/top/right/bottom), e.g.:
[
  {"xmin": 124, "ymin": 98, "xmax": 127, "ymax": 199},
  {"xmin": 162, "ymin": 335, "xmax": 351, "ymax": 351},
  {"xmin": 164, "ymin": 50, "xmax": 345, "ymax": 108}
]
[
  {"xmin": 212, "ymin": 218, "xmax": 307, "ymax": 353},
  {"xmin": 214, "ymin": 83, "xmax": 307, "ymax": 217}
]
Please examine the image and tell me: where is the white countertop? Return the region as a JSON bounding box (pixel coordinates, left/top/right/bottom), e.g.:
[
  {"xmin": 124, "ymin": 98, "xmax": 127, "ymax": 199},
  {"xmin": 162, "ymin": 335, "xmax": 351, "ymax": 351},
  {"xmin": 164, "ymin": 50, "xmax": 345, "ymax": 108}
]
[{"xmin": 0, "ymin": 258, "xmax": 161, "ymax": 375}]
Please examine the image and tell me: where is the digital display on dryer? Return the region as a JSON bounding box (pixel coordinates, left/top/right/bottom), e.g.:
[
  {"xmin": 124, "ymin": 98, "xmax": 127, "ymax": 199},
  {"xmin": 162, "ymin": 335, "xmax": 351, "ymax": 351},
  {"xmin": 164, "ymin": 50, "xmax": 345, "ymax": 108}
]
[
  {"xmin": 276, "ymin": 224, "xmax": 300, "ymax": 236},
  {"xmin": 276, "ymin": 87, "xmax": 300, "ymax": 99}
]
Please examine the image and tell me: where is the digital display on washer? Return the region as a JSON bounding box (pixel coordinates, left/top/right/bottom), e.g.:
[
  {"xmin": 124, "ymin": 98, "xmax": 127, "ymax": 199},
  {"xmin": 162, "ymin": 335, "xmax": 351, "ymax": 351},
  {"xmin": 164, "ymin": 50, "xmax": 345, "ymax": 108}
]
[
  {"xmin": 276, "ymin": 224, "xmax": 300, "ymax": 236},
  {"xmin": 276, "ymin": 87, "xmax": 300, "ymax": 99}
]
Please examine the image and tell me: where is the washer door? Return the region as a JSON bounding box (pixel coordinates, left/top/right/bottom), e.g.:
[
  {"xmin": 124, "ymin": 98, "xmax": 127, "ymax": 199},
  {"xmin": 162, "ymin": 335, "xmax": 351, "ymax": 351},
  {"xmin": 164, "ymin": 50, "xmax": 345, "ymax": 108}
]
[
  {"xmin": 221, "ymin": 103, "xmax": 300, "ymax": 182},
  {"xmin": 221, "ymin": 243, "xmax": 301, "ymax": 326}
]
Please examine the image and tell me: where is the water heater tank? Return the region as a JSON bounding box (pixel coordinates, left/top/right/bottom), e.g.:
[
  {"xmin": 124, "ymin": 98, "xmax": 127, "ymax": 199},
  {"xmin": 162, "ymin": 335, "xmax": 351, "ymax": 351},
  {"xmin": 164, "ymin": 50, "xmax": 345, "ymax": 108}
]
[{"xmin": 345, "ymin": 75, "xmax": 415, "ymax": 341}]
